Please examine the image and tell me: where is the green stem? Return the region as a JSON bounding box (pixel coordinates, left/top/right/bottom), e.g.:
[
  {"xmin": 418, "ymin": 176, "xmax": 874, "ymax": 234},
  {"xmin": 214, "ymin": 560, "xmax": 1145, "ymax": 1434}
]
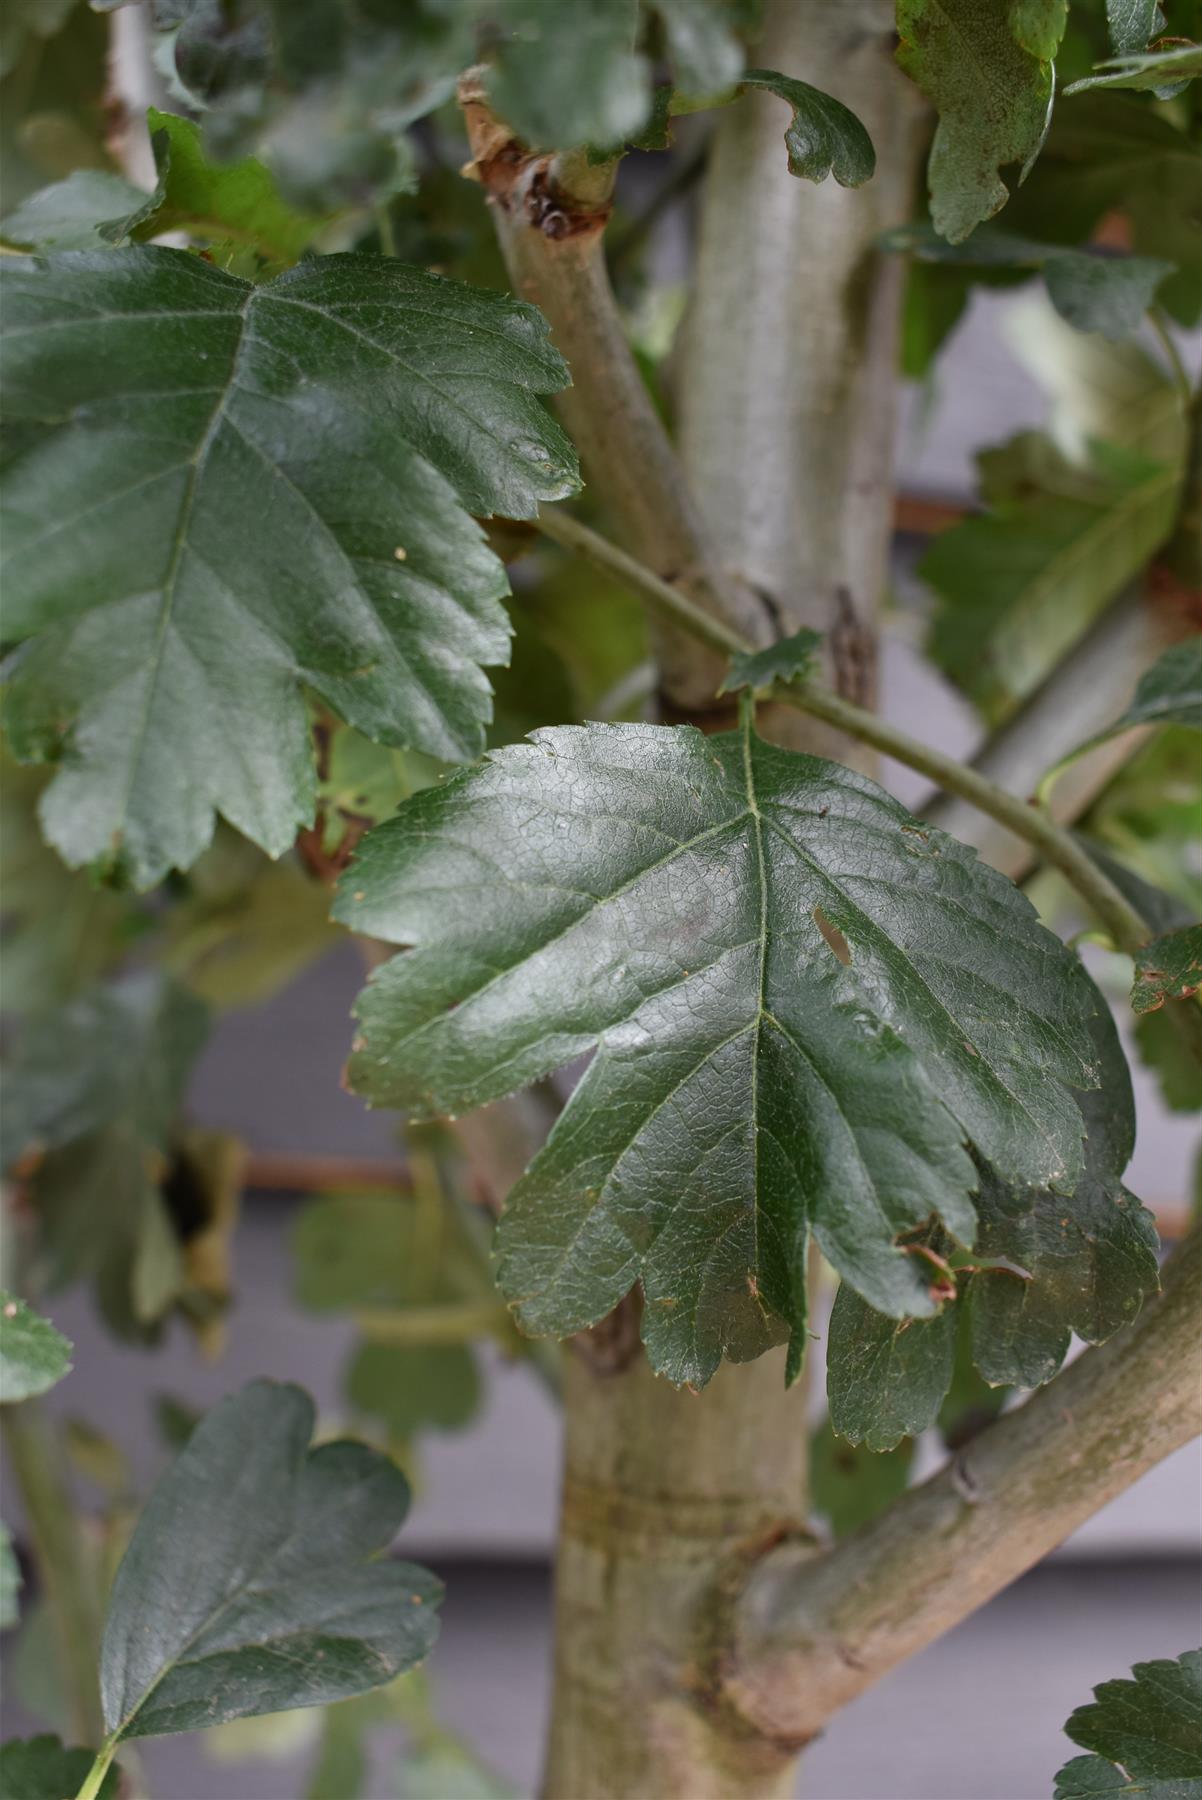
[
  {"xmin": 2, "ymin": 1403, "xmax": 105, "ymax": 1746},
  {"xmin": 533, "ymin": 507, "xmax": 1154, "ymax": 954},
  {"xmin": 74, "ymin": 1737, "xmax": 118, "ymax": 1800}
]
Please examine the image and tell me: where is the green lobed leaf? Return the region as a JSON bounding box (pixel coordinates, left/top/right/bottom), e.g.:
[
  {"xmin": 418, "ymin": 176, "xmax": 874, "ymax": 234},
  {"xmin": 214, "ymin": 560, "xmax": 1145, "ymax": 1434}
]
[
  {"xmin": 0, "ymin": 247, "xmax": 578, "ymax": 887},
  {"xmin": 718, "ymin": 628, "xmax": 824, "ymax": 695},
  {"xmin": 896, "ymin": 0, "xmax": 1061, "ymax": 243},
  {"xmin": 0, "ymin": 1295, "xmax": 72, "ymax": 1403},
  {"xmin": 100, "ymin": 1381, "xmax": 442, "ymax": 1741},
  {"xmin": 1065, "ymin": 43, "xmax": 1202, "ymax": 94},
  {"xmin": 1053, "ymin": 1649, "xmax": 1202, "ymax": 1799},
  {"xmin": 104, "ymin": 107, "xmax": 325, "ymax": 264},
  {"xmin": 809, "ymin": 1416, "xmax": 914, "ymax": 1538},
  {"xmin": 966, "ymin": 1008, "xmax": 1159, "ymax": 1388},
  {"xmin": 924, "ymin": 431, "xmax": 1184, "ymax": 719},
  {"xmin": 0, "ymin": 168, "xmax": 149, "ymax": 251},
  {"xmin": 1109, "ymin": 639, "xmax": 1202, "ymax": 735},
  {"xmin": 826, "ymin": 1278, "xmax": 957, "ymax": 1451},
  {"xmin": 885, "ymin": 222, "xmax": 1175, "ymax": 339},
  {"xmin": 0, "ymin": 1737, "xmax": 119, "ymax": 1800},
  {"xmin": 739, "ymin": 71, "xmax": 876, "ymax": 187},
  {"xmin": 1133, "ymin": 925, "xmax": 1202, "ymax": 1015},
  {"xmin": 338, "ymin": 715, "xmax": 1102, "ymax": 1387}
]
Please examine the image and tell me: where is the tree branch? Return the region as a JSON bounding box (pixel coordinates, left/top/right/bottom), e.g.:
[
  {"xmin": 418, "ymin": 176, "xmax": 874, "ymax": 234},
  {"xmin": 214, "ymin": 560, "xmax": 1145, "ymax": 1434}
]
[
  {"xmin": 533, "ymin": 506, "xmax": 1152, "ymax": 954},
  {"xmin": 724, "ymin": 1229, "xmax": 1202, "ymax": 1744},
  {"xmin": 459, "ymin": 76, "xmax": 771, "ymax": 707}
]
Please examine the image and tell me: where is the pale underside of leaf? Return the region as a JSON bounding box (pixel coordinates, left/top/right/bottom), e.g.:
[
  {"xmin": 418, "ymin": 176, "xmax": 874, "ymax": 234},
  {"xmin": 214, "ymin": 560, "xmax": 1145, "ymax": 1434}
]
[{"xmin": 339, "ymin": 718, "xmax": 1100, "ymax": 1386}]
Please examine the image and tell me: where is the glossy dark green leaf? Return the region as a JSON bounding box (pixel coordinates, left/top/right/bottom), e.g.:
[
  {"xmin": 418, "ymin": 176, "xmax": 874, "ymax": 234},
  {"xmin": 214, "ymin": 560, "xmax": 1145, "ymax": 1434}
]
[
  {"xmin": 809, "ymin": 1416, "xmax": 913, "ymax": 1538},
  {"xmin": 718, "ymin": 628, "xmax": 823, "ymax": 695},
  {"xmin": 0, "ymin": 247, "xmax": 577, "ymax": 887},
  {"xmin": 967, "ymin": 1010, "xmax": 1158, "ymax": 1387},
  {"xmin": 896, "ymin": 0, "xmax": 1060, "ymax": 242},
  {"xmin": 1066, "ymin": 43, "xmax": 1202, "ymax": 93},
  {"xmin": 0, "ymin": 1295, "xmax": 72, "ymax": 1403},
  {"xmin": 826, "ymin": 1279, "xmax": 957, "ymax": 1450},
  {"xmin": 1133, "ymin": 925, "xmax": 1202, "ymax": 1015},
  {"xmin": 338, "ymin": 715, "xmax": 1102, "ymax": 1386},
  {"xmin": 885, "ymin": 223, "xmax": 1174, "ymax": 338},
  {"xmin": 0, "ymin": 1737, "xmax": 118, "ymax": 1800},
  {"xmin": 101, "ymin": 1381, "xmax": 441, "ymax": 1741},
  {"xmin": 739, "ymin": 71, "xmax": 876, "ymax": 187},
  {"xmin": 346, "ymin": 1342, "xmax": 482, "ymax": 1441},
  {"xmin": 1053, "ymin": 1650, "xmax": 1202, "ymax": 1800}
]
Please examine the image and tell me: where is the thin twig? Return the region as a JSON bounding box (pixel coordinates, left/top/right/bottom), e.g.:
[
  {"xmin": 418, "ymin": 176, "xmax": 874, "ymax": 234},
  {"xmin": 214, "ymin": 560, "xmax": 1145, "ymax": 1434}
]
[{"xmin": 533, "ymin": 506, "xmax": 1154, "ymax": 954}]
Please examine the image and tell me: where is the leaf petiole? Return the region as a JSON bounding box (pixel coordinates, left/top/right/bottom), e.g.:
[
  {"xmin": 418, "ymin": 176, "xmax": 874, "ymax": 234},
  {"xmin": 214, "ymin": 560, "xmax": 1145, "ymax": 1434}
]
[{"xmin": 73, "ymin": 1738, "xmax": 117, "ymax": 1800}]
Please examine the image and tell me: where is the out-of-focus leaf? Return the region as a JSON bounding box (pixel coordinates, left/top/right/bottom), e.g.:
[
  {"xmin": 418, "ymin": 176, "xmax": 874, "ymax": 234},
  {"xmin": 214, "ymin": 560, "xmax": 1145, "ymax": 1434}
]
[
  {"xmin": 152, "ymin": 1394, "xmax": 202, "ymax": 1452},
  {"xmin": 0, "ymin": 755, "xmax": 138, "ymax": 1016},
  {"xmin": 1074, "ymin": 837, "xmax": 1193, "ymax": 939},
  {"xmin": 809, "ymin": 1416, "xmax": 913, "ymax": 1538},
  {"xmin": 738, "ymin": 70, "xmax": 875, "ymax": 187},
  {"xmin": 718, "ymin": 628, "xmax": 823, "ymax": 695},
  {"xmin": 63, "ymin": 1419, "xmax": 133, "ymax": 1498},
  {"xmin": 924, "ymin": 431, "xmax": 1183, "ymax": 719},
  {"xmin": 1066, "ymin": 42, "xmax": 1202, "ymax": 93},
  {"xmin": 0, "ymin": 1736, "xmax": 118, "ymax": 1800},
  {"xmin": 164, "ymin": 837, "xmax": 335, "ymax": 1010},
  {"xmin": 0, "ymin": 0, "xmax": 77, "ymax": 84},
  {"xmin": 999, "ymin": 96, "xmax": 1201, "ymax": 325},
  {"xmin": 1, "ymin": 972, "xmax": 213, "ymax": 1341},
  {"xmin": 104, "ymin": 107, "xmax": 323, "ymax": 264},
  {"xmin": 826, "ymin": 1277, "xmax": 957, "ymax": 1451},
  {"xmin": 100, "ymin": 1382, "xmax": 442, "ymax": 1741},
  {"xmin": 1133, "ymin": 925, "xmax": 1202, "ymax": 1014},
  {"xmin": 293, "ymin": 1193, "xmax": 419, "ymax": 1314},
  {"xmin": 205, "ymin": 1708, "xmax": 322, "ymax": 1765},
  {"xmin": 1135, "ymin": 1008, "xmax": 1202, "ymax": 1111},
  {"xmin": 896, "ymin": 0, "xmax": 1061, "ymax": 243},
  {"xmin": 0, "ymin": 1523, "xmax": 20, "ymax": 1628},
  {"xmin": 1053, "ymin": 1649, "xmax": 1202, "ymax": 1799},
  {"xmin": 0, "ymin": 1296, "xmax": 72, "ymax": 1402},
  {"xmin": 886, "ymin": 221, "xmax": 1174, "ymax": 338},
  {"xmin": 0, "ymin": 247, "xmax": 578, "ymax": 887},
  {"xmin": 346, "ymin": 1342, "xmax": 482, "ymax": 1442},
  {"xmin": 338, "ymin": 716, "xmax": 1104, "ymax": 1389},
  {"xmin": 0, "ymin": 169, "xmax": 148, "ymax": 250},
  {"xmin": 1107, "ymin": 640, "xmax": 1202, "ymax": 735},
  {"xmin": 937, "ymin": 1304, "xmax": 1008, "ymax": 1449},
  {"xmin": 0, "ymin": 3, "xmax": 114, "ymax": 215},
  {"xmin": 1010, "ymin": 0, "xmax": 1069, "ymax": 60},
  {"xmin": 400, "ymin": 1743, "xmax": 518, "ymax": 1799},
  {"xmin": 486, "ymin": 0, "xmax": 649, "ymax": 150}
]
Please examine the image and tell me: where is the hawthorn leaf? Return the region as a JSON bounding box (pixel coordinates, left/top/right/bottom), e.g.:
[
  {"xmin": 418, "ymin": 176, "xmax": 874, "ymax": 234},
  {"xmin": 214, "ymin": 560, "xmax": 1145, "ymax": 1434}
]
[
  {"xmin": 886, "ymin": 223, "xmax": 1174, "ymax": 338},
  {"xmin": 1108, "ymin": 639, "xmax": 1202, "ymax": 735},
  {"xmin": 656, "ymin": 0, "xmax": 745, "ymax": 100},
  {"xmin": 103, "ymin": 107, "xmax": 324, "ymax": 264},
  {"xmin": 1010, "ymin": 0, "xmax": 1068, "ymax": 60},
  {"xmin": 739, "ymin": 71, "xmax": 876, "ymax": 187},
  {"xmin": 100, "ymin": 1381, "xmax": 442, "ymax": 1741},
  {"xmin": 1066, "ymin": 44, "xmax": 1202, "ymax": 94},
  {"xmin": 0, "ymin": 247, "xmax": 578, "ymax": 887},
  {"xmin": 0, "ymin": 169, "xmax": 149, "ymax": 251},
  {"xmin": 0, "ymin": 1294, "xmax": 73, "ymax": 1403},
  {"xmin": 924, "ymin": 433, "xmax": 1183, "ymax": 718},
  {"xmin": 896, "ymin": 0, "xmax": 1061, "ymax": 242},
  {"xmin": 1133, "ymin": 925, "xmax": 1202, "ymax": 1015},
  {"xmin": 718, "ymin": 627, "xmax": 823, "ymax": 695},
  {"xmin": 1106, "ymin": 0, "xmax": 1166, "ymax": 55},
  {"xmin": 967, "ymin": 1007, "xmax": 1158, "ymax": 1388},
  {"xmin": 809, "ymin": 1417, "xmax": 913, "ymax": 1538},
  {"xmin": 1053, "ymin": 1650, "xmax": 1202, "ymax": 1800},
  {"xmin": 338, "ymin": 715, "xmax": 1102, "ymax": 1387},
  {"xmin": 486, "ymin": 0, "xmax": 650, "ymax": 151},
  {"xmin": 0, "ymin": 1737, "xmax": 119, "ymax": 1800},
  {"xmin": 0, "ymin": 1524, "xmax": 19, "ymax": 1628},
  {"xmin": 826, "ymin": 1282, "xmax": 957, "ymax": 1451}
]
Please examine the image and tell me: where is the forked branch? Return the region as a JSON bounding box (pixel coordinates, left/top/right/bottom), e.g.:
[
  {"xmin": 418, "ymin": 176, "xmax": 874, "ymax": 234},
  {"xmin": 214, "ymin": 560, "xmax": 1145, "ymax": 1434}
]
[{"xmin": 723, "ymin": 1229, "xmax": 1202, "ymax": 1742}]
